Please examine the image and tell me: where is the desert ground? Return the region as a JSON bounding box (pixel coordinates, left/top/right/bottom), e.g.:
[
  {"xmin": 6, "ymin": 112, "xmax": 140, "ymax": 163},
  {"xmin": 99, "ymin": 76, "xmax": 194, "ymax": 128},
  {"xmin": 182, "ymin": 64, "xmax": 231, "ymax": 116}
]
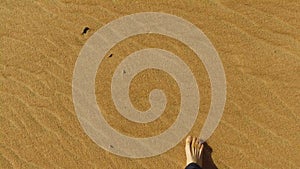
[{"xmin": 1, "ymin": 0, "xmax": 299, "ymax": 168}]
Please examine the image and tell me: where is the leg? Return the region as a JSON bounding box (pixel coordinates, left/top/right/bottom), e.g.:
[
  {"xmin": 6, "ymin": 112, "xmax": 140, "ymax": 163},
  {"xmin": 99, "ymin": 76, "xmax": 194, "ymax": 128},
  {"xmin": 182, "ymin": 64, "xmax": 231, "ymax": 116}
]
[
  {"xmin": 185, "ymin": 136, "xmax": 203, "ymax": 169},
  {"xmin": 185, "ymin": 163, "xmax": 202, "ymax": 169}
]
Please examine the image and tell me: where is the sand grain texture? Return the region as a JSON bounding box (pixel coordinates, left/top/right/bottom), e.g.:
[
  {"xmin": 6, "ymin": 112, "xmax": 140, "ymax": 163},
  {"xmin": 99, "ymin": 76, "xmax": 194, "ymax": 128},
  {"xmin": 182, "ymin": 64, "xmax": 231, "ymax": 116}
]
[{"xmin": 1, "ymin": 0, "xmax": 300, "ymax": 168}]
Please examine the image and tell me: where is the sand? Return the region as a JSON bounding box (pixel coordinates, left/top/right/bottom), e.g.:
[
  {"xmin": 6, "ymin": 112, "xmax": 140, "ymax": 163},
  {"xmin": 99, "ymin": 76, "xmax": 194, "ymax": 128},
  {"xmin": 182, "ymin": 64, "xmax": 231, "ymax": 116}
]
[{"xmin": 1, "ymin": 0, "xmax": 299, "ymax": 168}]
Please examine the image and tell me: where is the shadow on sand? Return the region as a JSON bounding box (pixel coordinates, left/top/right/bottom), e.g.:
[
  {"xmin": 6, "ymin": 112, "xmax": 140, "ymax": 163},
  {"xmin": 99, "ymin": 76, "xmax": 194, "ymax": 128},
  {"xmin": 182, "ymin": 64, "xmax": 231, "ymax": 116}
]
[{"xmin": 202, "ymin": 142, "xmax": 218, "ymax": 169}]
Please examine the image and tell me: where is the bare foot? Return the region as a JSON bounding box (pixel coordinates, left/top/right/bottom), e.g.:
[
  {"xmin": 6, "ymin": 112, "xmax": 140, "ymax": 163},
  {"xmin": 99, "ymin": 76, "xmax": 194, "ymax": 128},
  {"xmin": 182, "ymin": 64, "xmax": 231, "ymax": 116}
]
[{"xmin": 185, "ymin": 136, "xmax": 204, "ymax": 167}]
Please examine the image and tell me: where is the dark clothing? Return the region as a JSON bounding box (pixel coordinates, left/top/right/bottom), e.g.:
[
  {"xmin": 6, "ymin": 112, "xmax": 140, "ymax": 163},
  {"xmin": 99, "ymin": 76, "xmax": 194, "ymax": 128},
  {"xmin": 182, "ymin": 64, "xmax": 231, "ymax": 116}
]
[{"xmin": 185, "ymin": 163, "xmax": 202, "ymax": 169}]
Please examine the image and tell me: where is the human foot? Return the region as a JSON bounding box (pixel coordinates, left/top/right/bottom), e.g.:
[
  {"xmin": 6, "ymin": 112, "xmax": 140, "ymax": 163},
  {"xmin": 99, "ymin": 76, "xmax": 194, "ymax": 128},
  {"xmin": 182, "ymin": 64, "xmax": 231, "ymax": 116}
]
[{"xmin": 185, "ymin": 136, "xmax": 204, "ymax": 167}]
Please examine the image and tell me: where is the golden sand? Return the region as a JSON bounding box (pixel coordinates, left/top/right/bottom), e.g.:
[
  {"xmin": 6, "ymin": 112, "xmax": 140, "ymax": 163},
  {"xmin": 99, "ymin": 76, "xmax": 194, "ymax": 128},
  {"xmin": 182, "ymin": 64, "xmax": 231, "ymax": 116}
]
[{"xmin": 1, "ymin": 0, "xmax": 299, "ymax": 168}]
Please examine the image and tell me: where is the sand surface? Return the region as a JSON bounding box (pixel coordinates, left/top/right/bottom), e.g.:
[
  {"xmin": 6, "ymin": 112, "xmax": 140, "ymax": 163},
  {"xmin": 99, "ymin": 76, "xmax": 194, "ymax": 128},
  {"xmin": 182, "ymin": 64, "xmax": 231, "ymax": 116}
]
[{"xmin": 1, "ymin": 0, "xmax": 300, "ymax": 168}]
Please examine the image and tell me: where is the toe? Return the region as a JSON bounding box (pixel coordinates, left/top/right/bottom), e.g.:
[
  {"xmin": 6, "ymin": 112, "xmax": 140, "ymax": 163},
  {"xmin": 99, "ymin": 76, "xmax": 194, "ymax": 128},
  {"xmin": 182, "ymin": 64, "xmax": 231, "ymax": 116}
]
[
  {"xmin": 192, "ymin": 137, "xmax": 197, "ymax": 154},
  {"xmin": 200, "ymin": 144, "xmax": 204, "ymax": 153},
  {"xmin": 191, "ymin": 137, "xmax": 196, "ymax": 147},
  {"xmin": 185, "ymin": 136, "xmax": 192, "ymax": 153},
  {"xmin": 186, "ymin": 136, "xmax": 192, "ymax": 144},
  {"xmin": 198, "ymin": 144, "xmax": 204, "ymax": 156},
  {"xmin": 195, "ymin": 137, "xmax": 200, "ymax": 146}
]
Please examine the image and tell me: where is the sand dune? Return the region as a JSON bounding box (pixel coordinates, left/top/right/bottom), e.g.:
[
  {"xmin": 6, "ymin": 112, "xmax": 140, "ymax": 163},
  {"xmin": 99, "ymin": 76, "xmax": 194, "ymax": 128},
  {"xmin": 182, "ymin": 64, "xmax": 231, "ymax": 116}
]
[{"xmin": 1, "ymin": 0, "xmax": 299, "ymax": 168}]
